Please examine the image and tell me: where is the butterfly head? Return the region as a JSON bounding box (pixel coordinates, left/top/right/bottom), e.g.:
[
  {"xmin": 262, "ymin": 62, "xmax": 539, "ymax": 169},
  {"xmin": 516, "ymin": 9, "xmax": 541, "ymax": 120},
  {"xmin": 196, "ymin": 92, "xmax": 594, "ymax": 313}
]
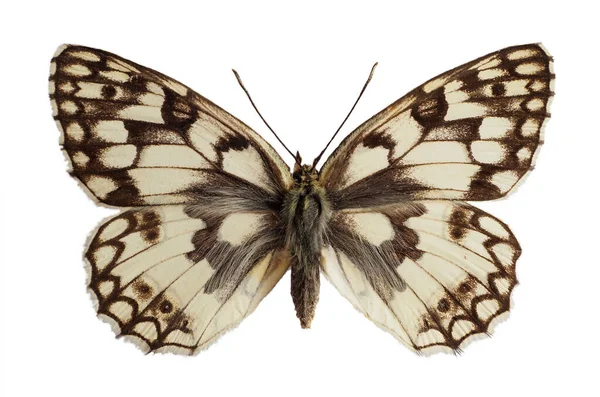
[{"xmin": 292, "ymin": 162, "xmax": 319, "ymax": 186}]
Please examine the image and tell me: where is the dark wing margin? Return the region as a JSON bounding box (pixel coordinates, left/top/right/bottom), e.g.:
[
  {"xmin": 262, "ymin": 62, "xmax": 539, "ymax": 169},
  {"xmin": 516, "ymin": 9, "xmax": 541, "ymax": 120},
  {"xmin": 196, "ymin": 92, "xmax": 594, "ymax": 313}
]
[
  {"xmin": 49, "ymin": 44, "xmax": 292, "ymax": 207},
  {"xmin": 321, "ymin": 44, "xmax": 554, "ymax": 209}
]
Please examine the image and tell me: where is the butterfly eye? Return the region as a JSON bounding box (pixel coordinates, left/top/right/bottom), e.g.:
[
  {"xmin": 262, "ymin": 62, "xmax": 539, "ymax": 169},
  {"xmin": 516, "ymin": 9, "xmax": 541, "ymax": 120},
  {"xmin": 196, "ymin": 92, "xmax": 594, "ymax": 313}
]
[{"xmin": 292, "ymin": 173, "xmax": 303, "ymax": 185}]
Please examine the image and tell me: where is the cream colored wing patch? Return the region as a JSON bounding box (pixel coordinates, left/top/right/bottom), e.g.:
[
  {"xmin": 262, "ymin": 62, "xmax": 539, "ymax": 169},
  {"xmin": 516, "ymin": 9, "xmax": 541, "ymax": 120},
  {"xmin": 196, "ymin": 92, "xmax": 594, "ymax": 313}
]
[
  {"xmin": 87, "ymin": 205, "xmax": 289, "ymax": 354},
  {"xmin": 321, "ymin": 44, "xmax": 554, "ymax": 207},
  {"xmin": 50, "ymin": 44, "xmax": 292, "ymax": 207},
  {"xmin": 322, "ymin": 201, "xmax": 519, "ymax": 354}
]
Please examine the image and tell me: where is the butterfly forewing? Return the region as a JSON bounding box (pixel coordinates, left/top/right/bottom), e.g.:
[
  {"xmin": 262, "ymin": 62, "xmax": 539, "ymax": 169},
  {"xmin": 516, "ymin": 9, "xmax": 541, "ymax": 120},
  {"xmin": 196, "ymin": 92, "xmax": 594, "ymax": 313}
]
[
  {"xmin": 321, "ymin": 44, "xmax": 554, "ymax": 207},
  {"xmin": 49, "ymin": 44, "xmax": 292, "ymax": 206}
]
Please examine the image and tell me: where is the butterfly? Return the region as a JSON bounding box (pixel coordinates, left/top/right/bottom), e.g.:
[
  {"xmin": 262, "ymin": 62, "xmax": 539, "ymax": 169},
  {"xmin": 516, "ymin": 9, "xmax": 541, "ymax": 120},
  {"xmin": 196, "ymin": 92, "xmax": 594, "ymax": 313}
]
[{"xmin": 49, "ymin": 43, "xmax": 554, "ymax": 355}]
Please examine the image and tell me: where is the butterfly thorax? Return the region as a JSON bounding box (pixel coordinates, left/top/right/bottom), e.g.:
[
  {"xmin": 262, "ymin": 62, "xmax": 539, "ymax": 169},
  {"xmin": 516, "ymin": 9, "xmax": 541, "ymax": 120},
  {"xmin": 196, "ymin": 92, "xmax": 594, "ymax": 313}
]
[{"xmin": 284, "ymin": 164, "xmax": 331, "ymax": 328}]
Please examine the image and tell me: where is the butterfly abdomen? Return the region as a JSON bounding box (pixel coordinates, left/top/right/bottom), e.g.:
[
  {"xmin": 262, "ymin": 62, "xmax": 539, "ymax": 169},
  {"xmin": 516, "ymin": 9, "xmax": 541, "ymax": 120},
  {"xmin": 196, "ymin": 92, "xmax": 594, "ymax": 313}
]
[{"xmin": 285, "ymin": 166, "xmax": 331, "ymax": 328}]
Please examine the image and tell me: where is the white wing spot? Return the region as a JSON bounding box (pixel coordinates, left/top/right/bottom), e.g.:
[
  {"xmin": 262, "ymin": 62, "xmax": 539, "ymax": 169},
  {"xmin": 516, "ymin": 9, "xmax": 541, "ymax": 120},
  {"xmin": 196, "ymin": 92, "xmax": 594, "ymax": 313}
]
[
  {"xmin": 478, "ymin": 216, "xmax": 510, "ymax": 239},
  {"xmin": 75, "ymin": 82, "xmax": 107, "ymax": 99},
  {"xmin": 416, "ymin": 329, "xmax": 446, "ymax": 347},
  {"xmin": 94, "ymin": 120, "xmax": 129, "ymax": 143},
  {"xmin": 529, "ymin": 80, "xmax": 547, "ymax": 92},
  {"xmin": 50, "ymin": 99, "xmax": 58, "ymax": 116},
  {"xmin": 387, "ymin": 110, "xmax": 424, "ymax": 156},
  {"xmin": 66, "ymin": 122, "xmax": 85, "ymax": 142},
  {"xmin": 516, "ymin": 146, "xmax": 532, "ymax": 163},
  {"xmin": 133, "ymin": 322, "xmax": 158, "ymax": 342},
  {"xmin": 64, "ymin": 64, "xmax": 92, "ymax": 76},
  {"xmin": 445, "ymin": 102, "xmax": 487, "ymax": 121},
  {"xmin": 60, "ymin": 100, "xmax": 78, "ymax": 114},
  {"xmin": 218, "ymin": 213, "xmax": 264, "ymax": 246},
  {"xmin": 501, "ymin": 79, "xmax": 529, "ymax": 96},
  {"xmin": 100, "ymin": 70, "xmax": 130, "ymax": 83},
  {"xmin": 146, "ymin": 82, "xmax": 165, "ymax": 95},
  {"xmin": 138, "ymin": 145, "xmax": 209, "ymax": 169},
  {"xmin": 444, "ymin": 80, "xmax": 464, "ymax": 93},
  {"xmin": 159, "ymin": 78, "xmax": 188, "ymax": 96},
  {"xmin": 348, "ymin": 212, "xmax": 395, "ymax": 245},
  {"xmin": 478, "ymin": 117, "xmax": 513, "ymax": 139},
  {"xmin": 70, "ymin": 50, "xmax": 102, "ymax": 62},
  {"xmin": 491, "ymin": 243, "xmax": 517, "ymax": 268},
  {"xmin": 188, "ymin": 117, "xmax": 223, "ymax": 162},
  {"xmin": 475, "ymin": 299, "xmax": 500, "ymax": 322},
  {"xmin": 98, "ymin": 280, "xmax": 116, "ymax": 297},
  {"xmin": 423, "ymin": 76, "xmax": 449, "ymax": 93},
  {"xmin": 404, "ymin": 164, "xmax": 479, "ymax": 191},
  {"xmin": 92, "ymin": 245, "xmax": 118, "ymax": 271},
  {"xmin": 521, "ymin": 118, "xmax": 540, "ymax": 137},
  {"xmin": 477, "ymin": 68, "xmax": 507, "ymax": 80},
  {"xmin": 344, "ymin": 144, "xmax": 390, "ymax": 186},
  {"xmin": 98, "ymin": 217, "xmax": 130, "ymax": 242},
  {"xmin": 491, "ymin": 170, "xmax": 519, "ymax": 194},
  {"xmin": 494, "ymin": 278, "xmax": 511, "ymax": 295},
  {"xmin": 476, "ymin": 58, "xmax": 502, "ymax": 70},
  {"xmin": 86, "ymin": 175, "xmax": 118, "ymax": 199},
  {"xmin": 401, "ymin": 141, "xmax": 470, "ymax": 164},
  {"xmin": 109, "ymin": 301, "xmax": 134, "ymax": 323},
  {"xmin": 222, "ymin": 146, "xmax": 273, "ymax": 192},
  {"xmin": 127, "ymin": 169, "xmax": 205, "ymax": 196},
  {"xmin": 59, "ymin": 81, "xmax": 76, "ymax": 94},
  {"xmin": 526, "ymin": 98, "xmax": 545, "ymax": 111},
  {"xmin": 470, "ymin": 141, "xmax": 506, "ymax": 164},
  {"xmin": 507, "ymin": 48, "xmax": 538, "ymax": 60},
  {"xmin": 72, "ymin": 151, "xmax": 90, "ymax": 167},
  {"xmin": 451, "ymin": 319, "xmax": 476, "ymax": 340},
  {"xmin": 99, "ymin": 145, "xmax": 137, "ymax": 169},
  {"xmin": 515, "ymin": 63, "xmax": 544, "ymax": 75},
  {"xmin": 445, "ymin": 90, "xmax": 469, "ymax": 104},
  {"xmin": 139, "ymin": 93, "xmax": 165, "ymax": 107},
  {"xmin": 118, "ymin": 105, "xmax": 164, "ymax": 123}
]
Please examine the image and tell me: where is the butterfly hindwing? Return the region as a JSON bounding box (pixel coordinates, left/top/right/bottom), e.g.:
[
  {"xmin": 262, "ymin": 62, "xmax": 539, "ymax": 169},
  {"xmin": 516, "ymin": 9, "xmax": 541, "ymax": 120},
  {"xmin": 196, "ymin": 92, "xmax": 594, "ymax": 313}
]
[
  {"xmin": 87, "ymin": 204, "xmax": 289, "ymax": 354},
  {"xmin": 321, "ymin": 44, "xmax": 554, "ymax": 208},
  {"xmin": 49, "ymin": 44, "xmax": 292, "ymax": 206},
  {"xmin": 321, "ymin": 201, "xmax": 519, "ymax": 353}
]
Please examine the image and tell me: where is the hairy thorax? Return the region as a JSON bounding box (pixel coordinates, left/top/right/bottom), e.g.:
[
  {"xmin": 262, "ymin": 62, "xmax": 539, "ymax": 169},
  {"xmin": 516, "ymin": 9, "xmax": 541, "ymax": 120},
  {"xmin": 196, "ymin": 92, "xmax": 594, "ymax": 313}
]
[{"xmin": 283, "ymin": 164, "xmax": 331, "ymax": 328}]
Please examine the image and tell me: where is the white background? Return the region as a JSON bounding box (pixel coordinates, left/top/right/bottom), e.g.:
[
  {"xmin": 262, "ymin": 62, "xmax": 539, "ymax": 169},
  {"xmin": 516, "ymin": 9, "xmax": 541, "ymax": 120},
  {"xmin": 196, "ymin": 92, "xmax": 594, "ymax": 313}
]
[{"xmin": 1, "ymin": 1, "xmax": 598, "ymax": 396}]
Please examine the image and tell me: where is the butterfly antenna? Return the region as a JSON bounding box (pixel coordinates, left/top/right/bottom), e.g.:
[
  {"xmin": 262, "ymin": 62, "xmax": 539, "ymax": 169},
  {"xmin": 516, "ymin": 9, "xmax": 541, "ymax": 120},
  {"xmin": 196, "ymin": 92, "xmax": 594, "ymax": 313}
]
[
  {"xmin": 312, "ymin": 62, "xmax": 378, "ymax": 168},
  {"xmin": 232, "ymin": 69, "xmax": 300, "ymax": 166}
]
